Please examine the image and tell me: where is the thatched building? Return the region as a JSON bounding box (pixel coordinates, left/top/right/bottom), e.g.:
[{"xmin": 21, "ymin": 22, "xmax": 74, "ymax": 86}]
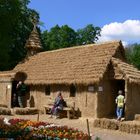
[{"xmin": 0, "ymin": 28, "xmax": 140, "ymax": 120}]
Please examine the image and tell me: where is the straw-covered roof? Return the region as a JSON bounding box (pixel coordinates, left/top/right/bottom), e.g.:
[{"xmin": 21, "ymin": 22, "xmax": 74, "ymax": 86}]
[
  {"xmin": 0, "ymin": 71, "xmax": 15, "ymax": 78},
  {"xmin": 111, "ymin": 57, "xmax": 140, "ymax": 83},
  {"xmin": 0, "ymin": 71, "xmax": 15, "ymax": 82},
  {"xmin": 25, "ymin": 27, "xmax": 42, "ymax": 50},
  {"xmin": 13, "ymin": 41, "xmax": 124, "ymax": 85}
]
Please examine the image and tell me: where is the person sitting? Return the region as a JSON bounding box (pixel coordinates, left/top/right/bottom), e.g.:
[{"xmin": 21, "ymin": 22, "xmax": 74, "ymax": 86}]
[{"xmin": 50, "ymin": 91, "xmax": 64, "ymax": 118}]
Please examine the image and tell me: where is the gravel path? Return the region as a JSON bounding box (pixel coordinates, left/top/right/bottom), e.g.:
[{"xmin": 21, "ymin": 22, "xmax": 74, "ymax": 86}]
[{"xmin": 1, "ymin": 114, "xmax": 140, "ymax": 140}]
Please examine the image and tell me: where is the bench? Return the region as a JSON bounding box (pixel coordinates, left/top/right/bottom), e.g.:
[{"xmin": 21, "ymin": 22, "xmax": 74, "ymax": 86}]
[{"xmin": 43, "ymin": 104, "xmax": 75, "ymax": 119}]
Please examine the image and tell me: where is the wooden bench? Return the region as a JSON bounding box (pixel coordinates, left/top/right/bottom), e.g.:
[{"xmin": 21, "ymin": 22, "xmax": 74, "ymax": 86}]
[
  {"xmin": 43, "ymin": 104, "xmax": 53, "ymax": 114},
  {"xmin": 43, "ymin": 104, "xmax": 75, "ymax": 119}
]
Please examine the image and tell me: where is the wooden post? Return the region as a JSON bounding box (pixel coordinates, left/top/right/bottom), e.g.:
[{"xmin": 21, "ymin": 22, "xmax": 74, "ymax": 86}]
[
  {"xmin": 5, "ymin": 86, "xmax": 8, "ymax": 106},
  {"xmin": 85, "ymin": 93, "xmax": 87, "ymax": 107},
  {"xmin": 37, "ymin": 111, "xmax": 39, "ymax": 121},
  {"xmin": 73, "ymin": 102, "xmax": 75, "ymax": 109},
  {"xmin": 72, "ymin": 102, "xmax": 75, "ymax": 118},
  {"xmin": 67, "ymin": 109, "xmax": 70, "ymax": 119},
  {"xmin": 86, "ymin": 119, "xmax": 91, "ymax": 140}
]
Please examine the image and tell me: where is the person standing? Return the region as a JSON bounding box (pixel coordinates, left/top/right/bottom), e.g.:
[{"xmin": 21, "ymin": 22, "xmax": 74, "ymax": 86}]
[
  {"xmin": 115, "ymin": 90, "xmax": 125, "ymax": 121},
  {"xmin": 12, "ymin": 94, "xmax": 17, "ymax": 107},
  {"xmin": 16, "ymin": 81, "xmax": 27, "ymax": 108}
]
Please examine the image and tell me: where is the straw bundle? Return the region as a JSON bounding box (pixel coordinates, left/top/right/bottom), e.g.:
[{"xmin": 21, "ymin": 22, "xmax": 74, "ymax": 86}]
[
  {"xmin": 135, "ymin": 114, "xmax": 140, "ymax": 121},
  {"xmin": 14, "ymin": 107, "xmax": 38, "ymax": 115},
  {"xmin": 119, "ymin": 122, "xmax": 140, "ymax": 134},
  {"xmin": 94, "ymin": 118, "xmax": 118, "ymax": 130},
  {"xmin": 0, "ymin": 107, "xmax": 11, "ymax": 115},
  {"xmin": 0, "ymin": 104, "xmax": 7, "ymax": 108},
  {"xmin": 94, "ymin": 118, "xmax": 140, "ymax": 134}
]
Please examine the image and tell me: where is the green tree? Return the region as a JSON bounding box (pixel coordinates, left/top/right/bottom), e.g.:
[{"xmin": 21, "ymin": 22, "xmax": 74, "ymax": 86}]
[
  {"xmin": 42, "ymin": 24, "xmax": 101, "ymax": 51},
  {"xmin": 125, "ymin": 43, "xmax": 140, "ymax": 70},
  {"xmin": 0, "ymin": 0, "xmax": 21, "ymax": 70},
  {"xmin": 0, "ymin": 0, "xmax": 39, "ymax": 70},
  {"xmin": 41, "ymin": 30, "xmax": 49, "ymax": 50},
  {"xmin": 42, "ymin": 25, "xmax": 77, "ymax": 50},
  {"xmin": 59, "ymin": 25, "xmax": 77, "ymax": 48},
  {"xmin": 76, "ymin": 24, "xmax": 101, "ymax": 45},
  {"xmin": 42, "ymin": 25, "xmax": 61, "ymax": 50}
]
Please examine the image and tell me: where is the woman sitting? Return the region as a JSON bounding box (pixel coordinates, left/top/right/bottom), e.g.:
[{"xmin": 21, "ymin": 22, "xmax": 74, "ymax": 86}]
[{"xmin": 50, "ymin": 91, "xmax": 64, "ymax": 118}]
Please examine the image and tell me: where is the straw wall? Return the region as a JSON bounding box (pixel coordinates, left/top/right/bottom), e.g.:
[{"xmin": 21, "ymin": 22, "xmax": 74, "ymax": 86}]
[
  {"xmin": 0, "ymin": 77, "xmax": 12, "ymax": 108},
  {"xmin": 96, "ymin": 79, "xmax": 114, "ymax": 118},
  {"xmin": 125, "ymin": 82, "xmax": 140, "ymax": 120},
  {"xmin": 75, "ymin": 85, "xmax": 97, "ymax": 118},
  {"xmin": 27, "ymin": 84, "xmax": 97, "ymax": 117},
  {"xmin": 26, "ymin": 85, "xmax": 44, "ymax": 111}
]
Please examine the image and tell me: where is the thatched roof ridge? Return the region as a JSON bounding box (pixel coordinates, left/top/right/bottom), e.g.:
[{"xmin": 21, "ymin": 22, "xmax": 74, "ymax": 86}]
[
  {"xmin": 35, "ymin": 40, "xmax": 122, "ymax": 54},
  {"xmin": 111, "ymin": 57, "xmax": 140, "ymax": 83},
  {"xmin": 14, "ymin": 41, "xmax": 123, "ymax": 85}
]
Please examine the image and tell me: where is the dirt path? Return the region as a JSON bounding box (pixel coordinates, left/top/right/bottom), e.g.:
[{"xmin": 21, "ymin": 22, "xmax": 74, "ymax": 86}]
[{"xmin": 1, "ymin": 114, "xmax": 140, "ymax": 140}]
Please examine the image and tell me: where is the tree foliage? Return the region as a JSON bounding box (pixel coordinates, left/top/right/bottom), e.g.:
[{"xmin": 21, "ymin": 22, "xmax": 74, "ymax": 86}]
[
  {"xmin": 42, "ymin": 25, "xmax": 61, "ymax": 50},
  {"xmin": 42, "ymin": 25, "xmax": 77, "ymax": 50},
  {"xmin": 60, "ymin": 25, "xmax": 77, "ymax": 48},
  {"xmin": 125, "ymin": 43, "xmax": 140, "ymax": 70},
  {"xmin": 42, "ymin": 24, "xmax": 101, "ymax": 51},
  {"xmin": 0, "ymin": 0, "xmax": 39, "ymax": 70},
  {"xmin": 76, "ymin": 24, "xmax": 101, "ymax": 45}
]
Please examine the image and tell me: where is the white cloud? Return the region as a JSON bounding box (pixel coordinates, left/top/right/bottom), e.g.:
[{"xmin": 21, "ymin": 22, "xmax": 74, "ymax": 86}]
[{"xmin": 98, "ymin": 20, "xmax": 140, "ymax": 46}]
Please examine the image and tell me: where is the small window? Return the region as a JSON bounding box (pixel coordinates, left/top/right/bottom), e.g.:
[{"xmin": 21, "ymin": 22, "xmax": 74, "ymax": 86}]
[
  {"xmin": 70, "ymin": 84, "xmax": 76, "ymax": 97},
  {"xmin": 88, "ymin": 85, "xmax": 94, "ymax": 92},
  {"xmin": 98, "ymin": 86, "xmax": 103, "ymax": 92},
  {"xmin": 45, "ymin": 85, "xmax": 50, "ymax": 96}
]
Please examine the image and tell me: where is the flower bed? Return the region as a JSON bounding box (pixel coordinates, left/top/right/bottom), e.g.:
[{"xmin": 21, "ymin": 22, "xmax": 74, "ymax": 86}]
[{"xmin": 0, "ymin": 118, "xmax": 89, "ymax": 139}]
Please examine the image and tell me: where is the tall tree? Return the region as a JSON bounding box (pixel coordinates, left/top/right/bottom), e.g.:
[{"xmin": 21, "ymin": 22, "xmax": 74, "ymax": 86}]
[
  {"xmin": 76, "ymin": 24, "xmax": 101, "ymax": 45},
  {"xmin": 0, "ymin": 0, "xmax": 21, "ymax": 70},
  {"xmin": 125, "ymin": 43, "xmax": 140, "ymax": 70},
  {"xmin": 0, "ymin": 0, "xmax": 39, "ymax": 70}
]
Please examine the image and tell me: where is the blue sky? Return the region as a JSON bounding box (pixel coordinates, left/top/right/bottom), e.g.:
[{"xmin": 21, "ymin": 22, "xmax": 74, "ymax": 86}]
[{"xmin": 28, "ymin": 0, "xmax": 140, "ymax": 45}]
